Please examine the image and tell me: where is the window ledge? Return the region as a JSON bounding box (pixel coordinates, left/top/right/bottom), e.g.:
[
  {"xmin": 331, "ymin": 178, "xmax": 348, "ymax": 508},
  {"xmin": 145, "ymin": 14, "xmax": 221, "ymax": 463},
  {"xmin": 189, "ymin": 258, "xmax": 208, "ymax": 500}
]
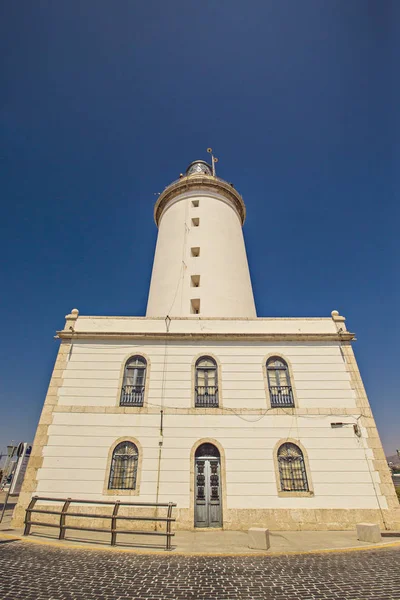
[
  {"xmin": 120, "ymin": 406, "xmax": 148, "ymax": 413},
  {"xmin": 278, "ymin": 491, "xmax": 314, "ymax": 498},
  {"xmin": 103, "ymin": 488, "xmax": 140, "ymax": 496}
]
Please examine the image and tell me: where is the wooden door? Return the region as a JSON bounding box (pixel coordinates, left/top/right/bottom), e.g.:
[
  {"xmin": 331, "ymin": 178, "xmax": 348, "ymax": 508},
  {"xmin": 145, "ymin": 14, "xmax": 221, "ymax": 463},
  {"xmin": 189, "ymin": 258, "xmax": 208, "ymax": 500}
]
[{"xmin": 194, "ymin": 456, "xmax": 222, "ymax": 527}]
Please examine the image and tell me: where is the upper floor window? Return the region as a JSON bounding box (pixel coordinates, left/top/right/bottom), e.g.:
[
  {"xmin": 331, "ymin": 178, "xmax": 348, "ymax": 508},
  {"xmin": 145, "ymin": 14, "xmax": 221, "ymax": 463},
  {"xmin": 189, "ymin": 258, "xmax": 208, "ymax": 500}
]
[
  {"xmin": 266, "ymin": 357, "xmax": 294, "ymax": 407},
  {"xmin": 120, "ymin": 356, "xmax": 146, "ymax": 406},
  {"xmin": 108, "ymin": 441, "xmax": 138, "ymax": 490},
  {"xmin": 195, "ymin": 356, "xmax": 218, "ymax": 407},
  {"xmin": 277, "ymin": 442, "xmax": 308, "ymax": 492}
]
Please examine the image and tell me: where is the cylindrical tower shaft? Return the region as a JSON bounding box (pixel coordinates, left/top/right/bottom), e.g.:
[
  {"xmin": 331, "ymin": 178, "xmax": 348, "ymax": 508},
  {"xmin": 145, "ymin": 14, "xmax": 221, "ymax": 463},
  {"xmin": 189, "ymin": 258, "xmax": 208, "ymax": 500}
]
[{"xmin": 146, "ymin": 161, "xmax": 256, "ymax": 319}]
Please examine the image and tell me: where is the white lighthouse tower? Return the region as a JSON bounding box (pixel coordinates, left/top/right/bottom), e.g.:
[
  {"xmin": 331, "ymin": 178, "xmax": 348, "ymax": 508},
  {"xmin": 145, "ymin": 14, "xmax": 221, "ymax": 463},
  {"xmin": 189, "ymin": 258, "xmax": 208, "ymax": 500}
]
[{"xmin": 146, "ymin": 157, "xmax": 256, "ymax": 318}]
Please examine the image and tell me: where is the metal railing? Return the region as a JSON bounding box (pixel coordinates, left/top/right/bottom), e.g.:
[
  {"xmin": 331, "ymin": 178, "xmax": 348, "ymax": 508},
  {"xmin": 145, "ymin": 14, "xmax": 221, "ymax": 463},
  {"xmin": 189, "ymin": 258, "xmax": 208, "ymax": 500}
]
[
  {"xmin": 24, "ymin": 497, "xmax": 176, "ymax": 550},
  {"xmin": 163, "ymin": 174, "xmax": 235, "ymax": 191},
  {"xmin": 120, "ymin": 385, "xmax": 145, "ymax": 406},
  {"xmin": 195, "ymin": 386, "xmax": 219, "ymax": 407},
  {"xmin": 269, "ymin": 385, "xmax": 294, "ymax": 407}
]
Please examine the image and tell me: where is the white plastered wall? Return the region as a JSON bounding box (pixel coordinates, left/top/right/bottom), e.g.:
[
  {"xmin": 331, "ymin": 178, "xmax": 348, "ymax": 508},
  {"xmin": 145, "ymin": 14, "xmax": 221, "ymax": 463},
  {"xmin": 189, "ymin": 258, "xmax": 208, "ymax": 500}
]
[{"xmin": 35, "ymin": 336, "xmax": 385, "ymax": 511}]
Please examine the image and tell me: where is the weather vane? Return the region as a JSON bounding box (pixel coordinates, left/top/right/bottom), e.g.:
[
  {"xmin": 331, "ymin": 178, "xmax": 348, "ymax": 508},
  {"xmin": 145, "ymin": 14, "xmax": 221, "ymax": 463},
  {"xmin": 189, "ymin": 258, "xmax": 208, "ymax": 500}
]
[{"xmin": 207, "ymin": 148, "xmax": 218, "ymax": 177}]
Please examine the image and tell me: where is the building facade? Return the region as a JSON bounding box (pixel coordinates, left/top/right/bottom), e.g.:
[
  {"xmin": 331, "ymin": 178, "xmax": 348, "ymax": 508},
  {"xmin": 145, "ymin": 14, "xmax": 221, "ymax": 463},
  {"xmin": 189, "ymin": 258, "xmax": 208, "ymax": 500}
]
[{"xmin": 13, "ymin": 160, "xmax": 400, "ymax": 530}]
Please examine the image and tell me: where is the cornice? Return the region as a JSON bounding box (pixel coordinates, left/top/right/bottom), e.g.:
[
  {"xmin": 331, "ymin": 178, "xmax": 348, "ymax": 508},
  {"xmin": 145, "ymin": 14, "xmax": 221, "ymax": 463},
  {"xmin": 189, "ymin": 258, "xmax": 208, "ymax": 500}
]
[
  {"xmin": 154, "ymin": 175, "xmax": 246, "ymax": 226},
  {"xmin": 73, "ymin": 315, "xmax": 335, "ymax": 321},
  {"xmin": 57, "ymin": 330, "xmax": 355, "ymax": 342}
]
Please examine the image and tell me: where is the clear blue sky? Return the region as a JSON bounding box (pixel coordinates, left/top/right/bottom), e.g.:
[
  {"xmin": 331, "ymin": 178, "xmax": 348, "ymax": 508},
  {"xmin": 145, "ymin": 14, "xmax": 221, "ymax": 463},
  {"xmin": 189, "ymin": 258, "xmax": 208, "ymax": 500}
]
[{"xmin": 0, "ymin": 1, "xmax": 399, "ymax": 455}]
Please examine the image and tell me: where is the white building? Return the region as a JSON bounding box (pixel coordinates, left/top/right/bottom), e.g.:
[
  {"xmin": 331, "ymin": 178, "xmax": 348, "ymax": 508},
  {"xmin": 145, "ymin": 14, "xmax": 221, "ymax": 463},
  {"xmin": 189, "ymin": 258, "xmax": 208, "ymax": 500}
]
[{"xmin": 13, "ymin": 159, "xmax": 400, "ymax": 530}]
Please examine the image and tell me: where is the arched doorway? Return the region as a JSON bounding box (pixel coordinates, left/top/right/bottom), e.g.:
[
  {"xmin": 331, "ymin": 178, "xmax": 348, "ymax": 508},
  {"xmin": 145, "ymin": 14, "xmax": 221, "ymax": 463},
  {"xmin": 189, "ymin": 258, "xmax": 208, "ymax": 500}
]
[{"xmin": 194, "ymin": 443, "xmax": 222, "ymax": 527}]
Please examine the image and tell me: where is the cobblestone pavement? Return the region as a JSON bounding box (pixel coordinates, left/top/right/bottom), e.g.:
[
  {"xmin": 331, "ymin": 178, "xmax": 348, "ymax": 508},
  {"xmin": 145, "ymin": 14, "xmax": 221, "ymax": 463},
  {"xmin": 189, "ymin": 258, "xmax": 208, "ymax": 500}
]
[{"xmin": 0, "ymin": 539, "xmax": 399, "ymax": 599}]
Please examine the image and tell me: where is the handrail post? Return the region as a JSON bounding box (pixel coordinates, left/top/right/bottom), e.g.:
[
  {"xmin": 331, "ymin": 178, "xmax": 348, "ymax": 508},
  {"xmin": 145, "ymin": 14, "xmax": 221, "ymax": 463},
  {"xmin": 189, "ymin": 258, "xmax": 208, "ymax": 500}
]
[
  {"xmin": 166, "ymin": 502, "xmax": 173, "ymax": 551},
  {"xmin": 59, "ymin": 498, "xmax": 72, "ymax": 540},
  {"xmin": 24, "ymin": 496, "xmax": 38, "ymax": 536},
  {"xmin": 111, "ymin": 500, "xmax": 120, "ymax": 546}
]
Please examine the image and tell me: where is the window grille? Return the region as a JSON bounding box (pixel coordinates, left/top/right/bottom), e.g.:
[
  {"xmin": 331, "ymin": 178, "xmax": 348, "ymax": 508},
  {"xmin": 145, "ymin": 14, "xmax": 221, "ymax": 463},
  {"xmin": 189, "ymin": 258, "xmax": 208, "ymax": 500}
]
[
  {"xmin": 120, "ymin": 356, "xmax": 146, "ymax": 406},
  {"xmin": 277, "ymin": 442, "xmax": 308, "ymax": 492},
  {"xmin": 266, "ymin": 357, "xmax": 294, "ymax": 407},
  {"xmin": 195, "ymin": 443, "xmax": 220, "ymax": 458},
  {"xmin": 195, "ymin": 356, "xmax": 218, "ymax": 407},
  {"xmin": 108, "ymin": 441, "xmax": 139, "ymax": 490}
]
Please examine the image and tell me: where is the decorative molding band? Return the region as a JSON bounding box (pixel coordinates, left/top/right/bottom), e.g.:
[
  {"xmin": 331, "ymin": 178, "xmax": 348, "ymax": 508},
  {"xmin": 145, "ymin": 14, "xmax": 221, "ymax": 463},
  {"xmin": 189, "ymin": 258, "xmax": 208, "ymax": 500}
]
[
  {"xmin": 52, "ymin": 405, "xmax": 364, "ymax": 417},
  {"xmin": 57, "ymin": 330, "xmax": 355, "ymax": 342}
]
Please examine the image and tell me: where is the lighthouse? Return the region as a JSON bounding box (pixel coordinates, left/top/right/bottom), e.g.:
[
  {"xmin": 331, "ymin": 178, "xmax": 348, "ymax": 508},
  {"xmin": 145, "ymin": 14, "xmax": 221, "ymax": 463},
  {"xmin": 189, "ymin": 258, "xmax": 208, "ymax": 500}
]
[
  {"xmin": 12, "ymin": 155, "xmax": 400, "ymax": 533},
  {"xmin": 146, "ymin": 159, "xmax": 256, "ymax": 318}
]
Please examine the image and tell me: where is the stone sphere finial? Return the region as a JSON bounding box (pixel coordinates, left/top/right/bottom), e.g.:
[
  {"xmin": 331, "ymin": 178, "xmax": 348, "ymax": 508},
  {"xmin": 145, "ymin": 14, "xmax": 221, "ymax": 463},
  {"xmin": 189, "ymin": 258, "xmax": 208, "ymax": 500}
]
[
  {"xmin": 331, "ymin": 310, "xmax": 339, "ymax": 317},
  {"xmin": 71, "ymin": 308, "xmax": 79, "ymax": 315}
]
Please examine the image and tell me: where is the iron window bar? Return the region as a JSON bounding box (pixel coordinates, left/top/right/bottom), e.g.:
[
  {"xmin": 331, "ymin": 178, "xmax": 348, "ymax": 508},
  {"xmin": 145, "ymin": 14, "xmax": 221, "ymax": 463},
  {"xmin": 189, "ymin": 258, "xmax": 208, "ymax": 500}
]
[
  {"xmin": 120, "ymin": 385, "xmax": 145, "ymax": 406},
  {"xmin": 269, "ymin": 385, "xmax": 294, "ymax": 407},
  {"xmin": 278, "ymin": 443, "xmax": 309, "ymax": 492},
  {"xmin": 108, "ymin": 442, "xmax": 139, "ymax": 490},
  {"xmin": 24, "ymin": 497, "xmax": 176, "ymax": 550},
  {"xmin": 195, "ymin": 386, "xmax": 219, "ymax": 407}
]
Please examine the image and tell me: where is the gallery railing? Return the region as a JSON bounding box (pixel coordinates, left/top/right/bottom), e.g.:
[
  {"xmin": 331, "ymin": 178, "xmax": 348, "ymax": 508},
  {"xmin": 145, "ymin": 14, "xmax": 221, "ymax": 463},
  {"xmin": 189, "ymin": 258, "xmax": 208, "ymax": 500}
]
[
  {"xmin": 24, "ymin": 497, "xmax": 176, "ymax": 550},
  {"xmin": 269, "ymin": 385, "xmax": 294, "ymax": 407},
  {"xmin": 120, "ymin": 385, "xmax": 145, "ymax": 406},
  {"xmin": 195, "ymin": 386, "xmax": 219, "ymax": 407}
]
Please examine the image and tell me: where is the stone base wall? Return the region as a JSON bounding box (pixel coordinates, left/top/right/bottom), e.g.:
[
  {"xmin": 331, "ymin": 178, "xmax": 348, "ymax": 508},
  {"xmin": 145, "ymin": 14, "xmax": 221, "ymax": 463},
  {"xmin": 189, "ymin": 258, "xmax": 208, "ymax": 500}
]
[
  {"xmin": 14, "ymin": 503, "xmax": 400, "ymax": 532},
  {"xmin": 176, "ymin": 508, "xmax": 400, "ymax": 531},
  {"xmin": 216, "ymin": 508, "xmax": 400, "ymax": 532}
]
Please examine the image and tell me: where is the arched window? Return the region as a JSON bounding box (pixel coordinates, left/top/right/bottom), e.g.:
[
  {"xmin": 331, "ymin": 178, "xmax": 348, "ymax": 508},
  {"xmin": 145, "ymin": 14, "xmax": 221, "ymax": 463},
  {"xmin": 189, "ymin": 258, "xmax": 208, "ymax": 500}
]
[
  {"xmin": 266, "ymin": 357, "xmax": 294, "ymax": 407},
  {"xmin": 108, "ymin": 441, "xmax": 139, "ymax": 490},
  {"xmin": 195, "ymin": 356, "xmax": 218, "ymax": 407},
  {"xmin": 277, "ymin": 442, "xmax": 308, "ymax": 492},
  {"xmin": 120, "ymin": 356, "xmax": 147, "ymax": 406},
  {"xmin": 195, "ymin": 443, "xmax": 221, "ymax": 459}
]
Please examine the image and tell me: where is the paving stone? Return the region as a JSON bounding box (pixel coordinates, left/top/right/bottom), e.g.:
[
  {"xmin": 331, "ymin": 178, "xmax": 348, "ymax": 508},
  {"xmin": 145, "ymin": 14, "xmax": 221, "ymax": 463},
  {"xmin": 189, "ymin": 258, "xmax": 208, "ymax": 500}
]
[{"xmin": 0, "ymin": 541, "xmax": 399, "ymax": 599}]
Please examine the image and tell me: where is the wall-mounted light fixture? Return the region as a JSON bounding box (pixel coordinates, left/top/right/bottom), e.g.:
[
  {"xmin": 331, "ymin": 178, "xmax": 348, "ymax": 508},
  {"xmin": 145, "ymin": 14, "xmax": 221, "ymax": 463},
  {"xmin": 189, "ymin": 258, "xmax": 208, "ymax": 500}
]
[{"xmin": 330, "ymin": 422, "xmax": 362, "ymax": 437}]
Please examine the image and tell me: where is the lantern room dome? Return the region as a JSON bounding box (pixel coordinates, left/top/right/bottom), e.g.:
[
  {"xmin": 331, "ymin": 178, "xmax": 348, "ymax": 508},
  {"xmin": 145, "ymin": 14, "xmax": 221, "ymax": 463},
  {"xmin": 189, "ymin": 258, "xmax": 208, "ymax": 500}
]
[{"xmin": 186, "ymin": 160, "xmax": 212, "ymax": 176}]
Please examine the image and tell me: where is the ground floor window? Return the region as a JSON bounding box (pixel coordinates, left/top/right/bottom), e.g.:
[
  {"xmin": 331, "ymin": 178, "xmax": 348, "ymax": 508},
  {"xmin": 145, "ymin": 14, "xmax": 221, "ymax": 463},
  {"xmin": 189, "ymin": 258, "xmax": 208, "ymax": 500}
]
[
  {"xmin": 277, "ymin": 442, "xmax": 309, "ymax": 492},
  {"xmin": 108, "ymin": 441, "xmax": 139, "ymax": 490}
]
